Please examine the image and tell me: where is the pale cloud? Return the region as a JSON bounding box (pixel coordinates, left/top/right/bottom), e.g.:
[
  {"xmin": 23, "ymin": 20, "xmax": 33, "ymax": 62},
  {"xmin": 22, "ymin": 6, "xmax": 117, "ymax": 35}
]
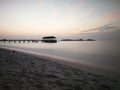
[{"xmin": 80, "ymin": 23, "xmax": 120, "ymax": 34}]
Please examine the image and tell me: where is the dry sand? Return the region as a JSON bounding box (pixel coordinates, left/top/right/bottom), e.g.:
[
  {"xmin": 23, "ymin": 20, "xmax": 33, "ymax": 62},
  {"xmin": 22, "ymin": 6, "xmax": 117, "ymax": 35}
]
[{"xmin": 0, "ymin": 48, "xmax": 120, "ymax": 90}]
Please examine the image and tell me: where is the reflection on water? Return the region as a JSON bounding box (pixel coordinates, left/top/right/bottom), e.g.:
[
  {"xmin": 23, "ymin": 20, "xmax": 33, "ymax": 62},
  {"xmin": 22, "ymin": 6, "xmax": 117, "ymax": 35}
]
[{"xmin": 0, "ymin": 41, "xmax": 120, "ymax": 76}]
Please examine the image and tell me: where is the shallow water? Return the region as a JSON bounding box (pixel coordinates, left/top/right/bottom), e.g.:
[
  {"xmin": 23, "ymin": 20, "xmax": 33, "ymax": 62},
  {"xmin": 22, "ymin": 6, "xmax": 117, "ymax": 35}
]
[{"xmin": 0, "ymin": 41, "xmax": 120, "ymax": 76}]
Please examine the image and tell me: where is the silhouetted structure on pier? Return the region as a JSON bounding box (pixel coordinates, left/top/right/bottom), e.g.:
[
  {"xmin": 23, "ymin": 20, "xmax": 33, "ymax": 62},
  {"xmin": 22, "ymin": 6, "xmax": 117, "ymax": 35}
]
[{"xmin": 42, "ymin": 36, "xmax": 57, "ymax": 43}]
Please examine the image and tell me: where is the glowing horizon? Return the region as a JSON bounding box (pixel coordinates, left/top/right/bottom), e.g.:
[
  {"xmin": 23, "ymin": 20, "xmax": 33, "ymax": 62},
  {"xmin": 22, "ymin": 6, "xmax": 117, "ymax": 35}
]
[{"xmin": 0, "ymin": 0, "xmax": 120, "ymax": 40}]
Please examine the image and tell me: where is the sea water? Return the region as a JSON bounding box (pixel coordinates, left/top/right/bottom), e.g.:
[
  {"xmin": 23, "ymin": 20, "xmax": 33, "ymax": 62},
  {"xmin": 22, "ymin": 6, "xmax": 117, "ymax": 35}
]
[{"xmin": 0, "ymin": 41, "xmax": 120, "ymax": 76}]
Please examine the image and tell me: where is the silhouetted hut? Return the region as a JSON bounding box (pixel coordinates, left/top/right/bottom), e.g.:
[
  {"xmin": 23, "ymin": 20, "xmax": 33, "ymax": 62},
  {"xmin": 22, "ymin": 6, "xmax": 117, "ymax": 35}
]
[{"xmin": 42, "ymin": 36, "xmax": 57, "ymax": 43}]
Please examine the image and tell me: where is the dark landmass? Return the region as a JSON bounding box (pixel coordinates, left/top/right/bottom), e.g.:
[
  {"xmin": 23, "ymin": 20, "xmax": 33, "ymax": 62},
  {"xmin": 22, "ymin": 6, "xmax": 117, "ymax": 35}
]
[
  {"xmin": 86, "ymin": 39, "xmax": 96, "ymax": 41},
  {"xmin": 61, "ymin": 39, "xmax": 95, "ymax": 41}
]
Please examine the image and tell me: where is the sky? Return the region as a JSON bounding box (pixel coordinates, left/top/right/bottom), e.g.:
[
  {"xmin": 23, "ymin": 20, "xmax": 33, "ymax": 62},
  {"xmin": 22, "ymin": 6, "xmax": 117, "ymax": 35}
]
[{"xmin": 0, "ymin": 0, "xmax": 120, "ymax": 40}]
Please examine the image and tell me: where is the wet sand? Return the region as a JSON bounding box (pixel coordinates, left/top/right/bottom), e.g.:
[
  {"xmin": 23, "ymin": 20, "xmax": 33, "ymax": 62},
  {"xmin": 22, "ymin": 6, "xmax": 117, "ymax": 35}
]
[{"xmin": 0, "ymin": 48, "xmax": 120, "ymax": 90}]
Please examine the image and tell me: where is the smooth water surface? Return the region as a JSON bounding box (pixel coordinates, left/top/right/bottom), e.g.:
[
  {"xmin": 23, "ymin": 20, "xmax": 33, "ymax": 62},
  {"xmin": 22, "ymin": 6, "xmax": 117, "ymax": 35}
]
[{"xmin": 0, "ymin": 41, "xmax": 120, "ymax": 76}]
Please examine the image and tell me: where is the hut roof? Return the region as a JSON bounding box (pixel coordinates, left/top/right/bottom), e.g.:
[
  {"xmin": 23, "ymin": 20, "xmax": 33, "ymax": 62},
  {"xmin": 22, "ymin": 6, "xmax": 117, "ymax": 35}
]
[{"xmin": 42, "ymin": 36, "xmax": 56, "ymax": 39}]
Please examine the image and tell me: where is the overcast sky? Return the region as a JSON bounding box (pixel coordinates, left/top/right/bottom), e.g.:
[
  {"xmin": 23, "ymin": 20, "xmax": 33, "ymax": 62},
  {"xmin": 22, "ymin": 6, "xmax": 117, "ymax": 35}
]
[{"xmin": 0, "ymin": 0, "xmax": 120, "ymax": 40}]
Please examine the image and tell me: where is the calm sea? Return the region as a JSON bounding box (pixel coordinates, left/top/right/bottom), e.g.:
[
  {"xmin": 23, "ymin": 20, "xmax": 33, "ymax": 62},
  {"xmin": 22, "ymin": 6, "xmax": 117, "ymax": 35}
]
[{"xmin": 0, "ymin": 41, "xmax": 120, "ymax": 76}]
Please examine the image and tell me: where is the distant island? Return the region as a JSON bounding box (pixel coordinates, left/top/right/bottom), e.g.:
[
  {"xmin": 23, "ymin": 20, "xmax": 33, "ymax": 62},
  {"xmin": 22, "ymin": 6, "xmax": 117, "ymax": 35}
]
[
  {"xmin": 61, "ymin": 39, "xmax": 96, "ymax": 41},
  {"xmin": 86, "ymin": 39, "xmax": 96, "ymax": 41}
]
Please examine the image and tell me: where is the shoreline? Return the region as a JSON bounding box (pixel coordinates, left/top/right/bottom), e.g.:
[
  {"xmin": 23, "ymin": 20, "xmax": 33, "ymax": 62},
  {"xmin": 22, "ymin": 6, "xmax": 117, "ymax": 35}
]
[
  {"xmin": 0, "ymin": 47, "xmax": 120, "ymax": 89},
  {"xmin": 1, "ymin": 46, "xmax": 120, "ymax": 77}
]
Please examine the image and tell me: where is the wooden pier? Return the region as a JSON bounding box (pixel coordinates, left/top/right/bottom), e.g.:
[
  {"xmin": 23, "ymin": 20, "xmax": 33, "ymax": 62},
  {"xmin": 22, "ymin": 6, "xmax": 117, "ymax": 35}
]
[{"xmin": 0, "ymin": 39, "xmax": 41, "ymax": 43}]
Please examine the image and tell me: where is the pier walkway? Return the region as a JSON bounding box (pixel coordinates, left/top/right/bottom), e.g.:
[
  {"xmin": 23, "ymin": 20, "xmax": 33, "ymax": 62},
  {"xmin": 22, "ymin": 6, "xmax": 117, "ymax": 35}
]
[{"xmin": 0, "ymin": 39, "xmax": 41, "ymax": 43}]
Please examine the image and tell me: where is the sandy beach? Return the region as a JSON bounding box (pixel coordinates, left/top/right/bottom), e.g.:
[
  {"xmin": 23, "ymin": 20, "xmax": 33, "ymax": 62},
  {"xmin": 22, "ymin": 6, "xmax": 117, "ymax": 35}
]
[{"xmin": 0, "ymin": 48, "xmax": 120, "ymax": 90}]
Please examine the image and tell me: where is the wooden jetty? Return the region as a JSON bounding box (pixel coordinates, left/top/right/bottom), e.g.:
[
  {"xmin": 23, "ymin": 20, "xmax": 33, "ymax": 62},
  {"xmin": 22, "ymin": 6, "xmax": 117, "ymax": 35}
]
[{"xmin": 0, "ymin": 39, "xmax": 41, "ymax": 43}]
